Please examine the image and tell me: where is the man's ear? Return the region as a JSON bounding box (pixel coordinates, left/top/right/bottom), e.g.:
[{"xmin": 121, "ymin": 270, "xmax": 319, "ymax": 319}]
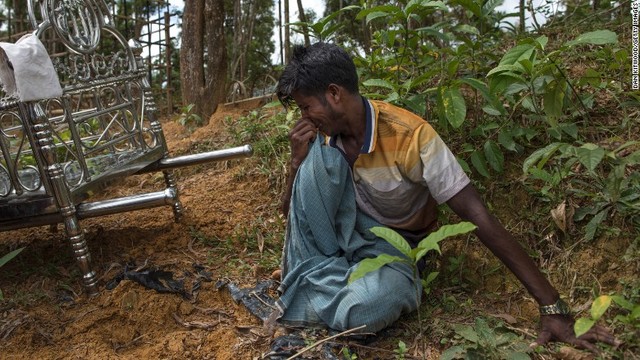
[{"xmin": 326, "ymin": 84, "xmax": 342, "ymax": 104}]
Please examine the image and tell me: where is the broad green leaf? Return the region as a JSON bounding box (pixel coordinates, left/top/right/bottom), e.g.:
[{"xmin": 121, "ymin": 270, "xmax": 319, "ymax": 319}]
[
  {"xmin": 349, "ymin": 254, "xmax": 408, "ymax": 283},
  {"xmin": 507, "ymin": 352, "xmax": 533, "ymax": 360},
  {"xmin": 489, "ymin": 73, "xmax": 527, "ymax": 95},
  {"xmin": 565, "ymin": 30, "xmax": 618, "ymax": 47},
  {"xmin": 591, "ymin": 295, "xmax": 612, "ymax": 320},
  {"xmin": 457, "ymin": 156, "xmax": 470, "ymax": 173},
  {"xmin": 440, "ymin": 345, "xmax": 465, "ymax": 360},
  {"xmin": 366, "ymin": 11, "xmax": 392, "ymax": 23},
  {"xmin": 498, "ymin": 131, "xmax": 517, "ymax": 152},
  {"xmin": 356, "ymin": 5, "xmax": 399, "ymax": 20},
  {"xmin": 543, "ymin": 79, "xmax": 566, "ymax": 119},
  {"xmin": 454, "ymin": 324, "xmax": 479, "ymax": 343},
  {"xmin": 385, "ymin": 92, "xmax": 400, "ymax": 103},
  {"xmin": 487, "ymin": 64, "xmax": 525, "ymax": 77},
  {"xmin": 452, "ymin": 0, "xmax": 482, "ymax": 17},
  {"xmin": 470, "ymin": 150, "xmax": 490, "ymax": 177},
  {"xmin": 405, "ymin": 0, "xmax": 447, "ymax": 13},
  {"xmin": 574, "ymin": 318, "xmax": 595, "ymax": 338},
  {"xmin": 522, "ymin": 142, "xmax": 566, "ymax": 173},
  {"xmin": 0, "ymin": 247, "xmax": 25, "ymax": 268},
  {"xmin": 584, "ymin": 208, "xmax": 608, "ymax": 241},
  {"xmin": 370, "ymin": 226, "xmax": 413, "ymax": 258},
  {"xmin": 611, "ymin": 295, "xmax": 634, "ymax": 311},
  {"xmin": 455, "ymin": 24, "xmax": 480, "ymax": 35},
  {"xmin": 535, "ymin": 35, "xmax": 549, "ymax": 49},
  {"xmin": 439, "ymin": 86, "xmax": 467, "ymax": 128},
  {"xmin": 424, "ymin": 271, "xmax": 439, "ymax": 285},
  {"xmin": 484, "ymin": 140, "xmax": 504, "ymax": 172},
  {"xmin": 460, "ymin": 77, "xmax": 505, "ymax": 114},
  {"xmin": 402, "ymin": 94, "xmax": 427, "ymax": 117},
  {"xmin": 416, "ymin": 222, "xmax": 476, "ymax": 252},
  {"xmin": 576, "ymin": 143, "xmax": 605, "ymax": 172},
  {"xmin": 483, "ymin": 105, "xmax": 502, "ymax": 116},
  {"xmin": 363, "ymin": 78, "xmax": 396, "ymax": 90},
  {"xmin": 498, "ymin": 43, "xmax": 535, "ymax": 66},
  {"xmin": 482, "ymin": 0, "xmax": 503, "ymax": 16}
]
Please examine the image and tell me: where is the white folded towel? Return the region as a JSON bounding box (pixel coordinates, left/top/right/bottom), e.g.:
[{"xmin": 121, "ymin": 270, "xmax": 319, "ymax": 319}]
[{"xmin": 0, "ymin": 34, "xmax": 63, "ymax": 102}]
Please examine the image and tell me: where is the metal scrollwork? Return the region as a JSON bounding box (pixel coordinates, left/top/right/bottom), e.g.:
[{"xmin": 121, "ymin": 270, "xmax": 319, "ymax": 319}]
[{"xmin": 46, "ymin": 0, "xmax": 103, "ymax": 54}]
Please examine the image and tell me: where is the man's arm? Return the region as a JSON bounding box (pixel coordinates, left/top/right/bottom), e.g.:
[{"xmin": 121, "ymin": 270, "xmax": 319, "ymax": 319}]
[
  {"xmin": 446, "ymin": 183, "xmax": 618, "ymax": 351},
  {"xmin": 281, "ymin": 118, "xmax": 317, "ymax": 216}
]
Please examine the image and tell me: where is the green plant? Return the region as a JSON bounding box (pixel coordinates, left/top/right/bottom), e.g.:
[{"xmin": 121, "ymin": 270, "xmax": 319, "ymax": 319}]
[
  {"xmin": 440, "ymin": 317, "xmax": 531, "ymax": 360},
  {"xmin": 177, "ymin": 103, "xmax": 203, "ymax": 132},
  {"xmin": 0, "ymin": 247, "xmax": 25, "ymax": 300},
  {"xmin": 349, "ymin": 222, "xmax": 477, "ymax": 295},
  {"xmin": 574, "ymin": 294, "xmax": 640, "ymax": 337},
  {"xmin": 341, "ymin": 346, "xmax": 358, "ymax": 360},
  {"xmin": 394, "ymin": 340, "xmax": 407, "ymax": 359},
  {"xmin": 523, "ymin": 140, "xmax": 640, "ymax": 240},
  {"xmin": 348, "ymin": 222, "xmax": 476, "ymax": 353}
]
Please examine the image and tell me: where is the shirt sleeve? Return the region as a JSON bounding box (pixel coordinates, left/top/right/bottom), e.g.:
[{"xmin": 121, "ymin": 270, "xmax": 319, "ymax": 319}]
[{"xmin": 405, "ymin": 122, "xmax": 470, "ymax": 204}]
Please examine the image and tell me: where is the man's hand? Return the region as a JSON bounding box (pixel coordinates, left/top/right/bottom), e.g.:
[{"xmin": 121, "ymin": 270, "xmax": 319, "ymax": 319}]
[
  {"xmin": 533, "ymin": 314, "xmax": 620, "ymax": 353},
  {"xmin": 281, "ymin": 118, "xmax": 317, "ymax": 215},
  {"xmin": 289, "ymin": 117, "xmax": 317, "ymax": 169}
]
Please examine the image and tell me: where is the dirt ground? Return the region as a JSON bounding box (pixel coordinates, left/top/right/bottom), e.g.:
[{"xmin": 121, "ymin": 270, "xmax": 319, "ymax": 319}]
[
  {"xmin": 0, "ymin": 103, "xmax": 637, "ymax": 359},
  {"xmin": 0, "ymin": 104, "xmax": 290, "ymax": 360}
]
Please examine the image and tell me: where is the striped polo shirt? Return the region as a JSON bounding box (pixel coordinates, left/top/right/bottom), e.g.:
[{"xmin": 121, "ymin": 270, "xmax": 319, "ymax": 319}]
[{"xmin": 328, "ymin": 98, "xmax": 470, "ymax": 233}]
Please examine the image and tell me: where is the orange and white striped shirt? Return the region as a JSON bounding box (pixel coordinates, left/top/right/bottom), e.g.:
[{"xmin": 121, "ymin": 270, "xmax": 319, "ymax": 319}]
[{"xmin": 328, "ymin": 98, "xmax": 470, "ymax": 233}]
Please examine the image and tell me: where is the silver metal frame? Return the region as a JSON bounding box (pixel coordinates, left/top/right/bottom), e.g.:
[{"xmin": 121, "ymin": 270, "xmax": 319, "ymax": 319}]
[{"xmin": 0, "ymin": 0, "xmax": 252, "ymax": 296}]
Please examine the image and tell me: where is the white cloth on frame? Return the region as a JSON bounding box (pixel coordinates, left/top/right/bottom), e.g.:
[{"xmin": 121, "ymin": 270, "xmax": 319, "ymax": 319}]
[{"xmin": 0, "ymin": 33, "xmax": 63, "ymax": 101}]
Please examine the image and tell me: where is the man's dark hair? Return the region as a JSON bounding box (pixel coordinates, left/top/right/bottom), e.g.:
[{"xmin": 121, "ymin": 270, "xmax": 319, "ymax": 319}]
[{"xmin": 276, "ymin": 42, "xmax": 359, "ymax": 108}]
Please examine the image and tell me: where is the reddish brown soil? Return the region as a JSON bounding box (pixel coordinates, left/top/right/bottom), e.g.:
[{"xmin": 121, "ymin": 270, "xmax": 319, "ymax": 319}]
[{"xmin": 0, "ymin": 105, "xmax": 283, "ymax": 359}]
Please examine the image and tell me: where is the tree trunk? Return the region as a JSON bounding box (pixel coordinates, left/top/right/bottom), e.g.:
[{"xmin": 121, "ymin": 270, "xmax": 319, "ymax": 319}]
[
  {"xmin": 278, "ymin": 0, "xmax": 283, "ymax": 64},
  {"xmin": 296, "ymin": 0, "xmax": 310, "ymax": 47},
  {"xmin": 180, "ymin": 0, "xmax": 227, "ymax": 124},
  {"xmin": 284, "ymin": 0, "xmax": 290, "ymax": 63},
  {"xmin": 519, "ymin": 0, "xmax": 525, "ymax": 33}
]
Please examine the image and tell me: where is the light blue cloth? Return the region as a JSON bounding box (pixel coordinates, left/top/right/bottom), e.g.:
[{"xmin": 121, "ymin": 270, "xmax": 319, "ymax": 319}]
[{"xmin": 276, "ymin": 134, "xmax": 420, "ymax": 332}]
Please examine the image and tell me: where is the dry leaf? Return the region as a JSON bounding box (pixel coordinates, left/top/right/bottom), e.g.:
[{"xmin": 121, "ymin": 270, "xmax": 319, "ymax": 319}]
[{"xmin": 551, "ymin": 201, "xmax": 566, "ymax": 233}]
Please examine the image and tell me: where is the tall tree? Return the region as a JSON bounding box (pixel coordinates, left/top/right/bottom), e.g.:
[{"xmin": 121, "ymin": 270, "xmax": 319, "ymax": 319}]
[
  {"xmin": 296, "ymin": 0, "xmax": 310, "ymax": 46},
  {"xmin": 225, "ymin": 0, "xmax": 275, "ymax": 98},
  {"xmin": 284, "ymin": 0, "xmax": 290, "ymax": 62},
  {"xmin": 180, "ymin": 0, "xmax": 227, "ymax": 122}
]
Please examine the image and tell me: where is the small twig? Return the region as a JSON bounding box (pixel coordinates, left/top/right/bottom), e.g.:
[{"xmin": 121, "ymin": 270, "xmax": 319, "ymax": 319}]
[
  {"xmin": 346, "ymin": 342, "xmax": 422, "ymax": 359},
  {"xmin": 134, "ymin": 258, "xmax": 150, "ymax": 272},
  {"xmin": 193, "ymin": 305, "xmax": 233, "ymax": 318},
  {"xmin": 172, "ymin": 313, "xmax": 221, "ymax": 330},
  {"xmin": 502, "ymin": 323, "xmax": 537, "ymax": 339},
  {"xmin": 286, "ymin": 325, "xmax": 367, "ymax": 360},
  {"xmin": 250, "ymin": 292, "xmax": 276, "ymax": 310},
  {"xmin": 188, "ymin": 237, "xmax": 200, "ymax": 258}
]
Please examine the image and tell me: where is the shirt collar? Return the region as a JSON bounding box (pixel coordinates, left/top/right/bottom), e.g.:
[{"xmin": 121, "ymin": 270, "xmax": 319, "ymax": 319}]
[{"xmin": 328, "ymin": 96, "xmax": 377, "ymax": 154}]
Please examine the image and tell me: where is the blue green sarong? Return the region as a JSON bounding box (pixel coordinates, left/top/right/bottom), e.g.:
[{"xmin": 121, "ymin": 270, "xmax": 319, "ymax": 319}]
[{"xmin": 276, "ymin": 134, "xmax": 420, "ymax": 332}]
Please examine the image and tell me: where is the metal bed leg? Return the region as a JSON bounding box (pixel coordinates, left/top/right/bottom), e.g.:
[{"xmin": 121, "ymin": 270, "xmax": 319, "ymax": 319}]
[
  {"xmin": 25, "ymin": 102, "xmax": 99, "ymax": 296},
  {"xmin": 163, "ymin": 170, "xmax": 183, "ymax": 222}
]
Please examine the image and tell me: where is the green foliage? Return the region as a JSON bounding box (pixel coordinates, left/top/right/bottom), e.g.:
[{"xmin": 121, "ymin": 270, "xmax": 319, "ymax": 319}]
[
  {"xmin": 0, "ymin": 247, "xmax": 25, "ymax": 269},
  {"xmin": 394, "ymin": 340, "xmax": 407, "ymax": 359},
  {"xmin": 440, "ymin": 317, "xmax": 531, "ymax": 360},
  {"xmin": 177, "ymin": 104, "xmax": 203, "ymax": 132},
  {"xmin": 348, "ymin": 222, "xmax": 477, "ymax": 294},
  {"xmin": 523, "ymin": 140, "xmax": 640, "ymax": 240},
  {"xmin": 0, "ymin": 247, "xmax": 25, "ymax": 300},
  {"xmin": 574, "ymin": 294, "xmax": 640, "ymax": 338},
  {"xmin": 225, "ymin": 107, "xmax": 294, "ymax": 178}
]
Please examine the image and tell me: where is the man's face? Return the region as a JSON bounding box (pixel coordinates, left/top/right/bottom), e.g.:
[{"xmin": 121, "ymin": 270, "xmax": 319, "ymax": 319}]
[{"xmin": 292, "ymin": 90, "xmax": 342, "ymax": 136}]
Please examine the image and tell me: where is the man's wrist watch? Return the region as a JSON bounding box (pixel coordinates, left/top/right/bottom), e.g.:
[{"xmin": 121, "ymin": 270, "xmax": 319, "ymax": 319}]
[{"xmin": 539, "ymin": 298, "xmax": 571, "ymax": 316}]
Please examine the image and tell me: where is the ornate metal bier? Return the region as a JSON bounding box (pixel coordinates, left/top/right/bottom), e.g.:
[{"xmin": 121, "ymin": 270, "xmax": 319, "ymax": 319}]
[{"xmin": 0, "ymin": 0, "xmax": 252, "ymax": 296}]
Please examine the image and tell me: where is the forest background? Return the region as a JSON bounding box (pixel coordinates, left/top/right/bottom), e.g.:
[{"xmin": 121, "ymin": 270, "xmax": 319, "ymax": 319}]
[{"xmin": 0, "ymin": 0, "xmax": 638, "ymax": 358}]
